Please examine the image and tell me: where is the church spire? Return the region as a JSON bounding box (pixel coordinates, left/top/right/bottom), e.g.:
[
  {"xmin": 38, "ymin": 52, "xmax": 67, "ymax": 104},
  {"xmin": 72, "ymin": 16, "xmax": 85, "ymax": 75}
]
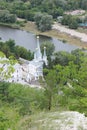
[
  {"xmin": 34, "ymin": 49, "xmax": 37, "ymax": 60},
  {"xmin": 43, "ymin": 46, "xmax": 48, "ymax": 65},
  {"xmin": 43, "ymin": 46, "xmax": 46, "ymax": 57},
  {"xmin": 36, "ymin": 36, "xmax": 42, "ymax": 60}
]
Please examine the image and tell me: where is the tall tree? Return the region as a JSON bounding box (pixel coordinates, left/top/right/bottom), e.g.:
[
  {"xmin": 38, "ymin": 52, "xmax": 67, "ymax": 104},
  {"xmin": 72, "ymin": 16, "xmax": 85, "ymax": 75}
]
[{"xmin": 35, "ymin": 13, "xmax": 53, "ymax": 32}]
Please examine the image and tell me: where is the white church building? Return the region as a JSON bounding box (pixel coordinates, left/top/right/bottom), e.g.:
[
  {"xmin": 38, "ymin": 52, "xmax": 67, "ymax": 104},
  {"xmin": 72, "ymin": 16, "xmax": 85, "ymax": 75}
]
[
  {"xmin": 0, "ymin": 36, "xmax": 48, "ymax": 84},
  {"xmin": 27, "ymin": 36, "xmax": 48, "ymax": 81}
]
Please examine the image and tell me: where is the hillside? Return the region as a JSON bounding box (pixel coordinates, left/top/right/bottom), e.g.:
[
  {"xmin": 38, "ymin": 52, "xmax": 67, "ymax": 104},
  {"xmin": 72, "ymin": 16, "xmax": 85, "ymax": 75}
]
[
  {"xmin": 18, "ymin": 111, "xmax": 87, "ymax": 130},
  {"xmin": 0, "ymin": 49, "xmax": 87, "ymax": 129},
  {"xmin": 0, "ymin": 1, "xmax": 87, "ymax": 130}
]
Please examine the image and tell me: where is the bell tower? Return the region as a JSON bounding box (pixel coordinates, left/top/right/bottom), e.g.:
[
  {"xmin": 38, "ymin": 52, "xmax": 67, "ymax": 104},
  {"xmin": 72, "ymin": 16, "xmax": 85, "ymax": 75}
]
[{"xmin": 36, "ymin": 36, "xmax": 42, "ymax": 60}]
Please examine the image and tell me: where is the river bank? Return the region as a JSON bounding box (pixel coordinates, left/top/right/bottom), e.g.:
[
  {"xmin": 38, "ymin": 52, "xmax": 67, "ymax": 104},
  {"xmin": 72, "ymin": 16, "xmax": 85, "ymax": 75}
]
[
  {"xmin": 53, "ymin": 23, "xmax": 87, "ymax": 43},
  {"xmin": 0, "ymin": 22, "xmax": 20, "ymax": 29},
  {"xmin": 0, "ymin": 20, "xmax": 87, "ymax": 49},
  {"xmin": 21, "ymin": 21, "xmax": 87, "ymax": 49}
]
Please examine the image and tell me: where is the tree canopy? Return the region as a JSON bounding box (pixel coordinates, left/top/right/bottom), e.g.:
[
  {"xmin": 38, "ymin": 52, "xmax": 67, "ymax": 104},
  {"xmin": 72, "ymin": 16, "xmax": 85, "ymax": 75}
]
[
  {"xmin": 34, "ymin": 13, "xmax": 53, "ymax": 32},
  {"xmin": 1, "ymin": 48, "xmax": 87, "ymax": 129},
  {"xmin": 0, "ymin": 40, "xmax": 33, "ymax": 60}
]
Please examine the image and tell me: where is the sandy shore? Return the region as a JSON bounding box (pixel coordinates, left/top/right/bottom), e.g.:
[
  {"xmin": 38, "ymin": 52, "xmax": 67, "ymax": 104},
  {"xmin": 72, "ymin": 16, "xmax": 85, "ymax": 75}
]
[{"xmin": 52, "ymin": 23, "xmax": 87, "ymax": 43}]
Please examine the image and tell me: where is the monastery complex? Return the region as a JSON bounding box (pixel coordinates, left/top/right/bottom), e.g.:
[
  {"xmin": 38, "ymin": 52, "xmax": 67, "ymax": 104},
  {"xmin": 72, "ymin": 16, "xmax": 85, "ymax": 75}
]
[{"xmin": 0, "ymin": 36, "xmax": 48, "ymax": 85}]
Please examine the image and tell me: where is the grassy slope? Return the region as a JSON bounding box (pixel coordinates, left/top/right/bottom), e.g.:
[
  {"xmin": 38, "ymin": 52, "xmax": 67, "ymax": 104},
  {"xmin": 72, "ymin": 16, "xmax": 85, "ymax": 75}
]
[
  {"xmin": 18, "ymin": 111, "xmax": 87, "ymax": 130},
  {"xmin": 21, "ymin": 21, "xmax": 87, "ymax": 49}
]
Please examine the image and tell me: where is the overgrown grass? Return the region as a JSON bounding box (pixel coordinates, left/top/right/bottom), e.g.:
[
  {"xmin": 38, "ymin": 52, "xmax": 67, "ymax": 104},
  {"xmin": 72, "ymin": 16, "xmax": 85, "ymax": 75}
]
[
  {"xmin": 0, "ymin": 51, "xmax": 5, "ymax": 58},
  {"xmin": 77, "ymin": 27, "xmax": 87, "ymax": 34},
  {"xmin": 0, "ymin": 22, "xmax": 20, "ymax": 29},
  {"xmin": 0, "ymin": 20, "xmax": 26, "ymax": 29},
  {"xmin": 17, "ymin": 111, "xmax": 87, "ymax": 130}
]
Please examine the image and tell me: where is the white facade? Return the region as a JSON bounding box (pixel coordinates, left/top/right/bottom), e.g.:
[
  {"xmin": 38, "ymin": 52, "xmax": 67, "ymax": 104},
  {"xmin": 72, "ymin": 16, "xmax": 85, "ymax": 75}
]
[
  {"xmin": 0, "ymin": 36, "xmax": 47, "ymax": 84},
  {"xmin": 26, "ymin": 36, "xmax": 48, "ymax": 82}
]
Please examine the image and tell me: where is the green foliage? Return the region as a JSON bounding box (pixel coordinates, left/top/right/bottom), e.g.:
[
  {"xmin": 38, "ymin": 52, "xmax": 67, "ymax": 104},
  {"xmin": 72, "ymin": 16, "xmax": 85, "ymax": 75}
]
[
  {"xmin": 0, "ymin": 52, "xmax": 17, "ymax": 80},
  {"xmin": 61, "ymin": 15, "xmax": 79, "ymax": 29},
  {"xmin": 53, "ymin": 51, "xmax": 76, "ymax": 66},
  {"xmin": 0, "ymin": 0, "xmax": 87, "ymax": 124},
  {"xmin": 0, "ymin": 51, "xmax": 5, "ymax": 58},
  {"xmin": 0, "ymin": 0, "xmax": 87, "ymax": 24},
  {"xmin": 35, "ymin": 13, "xmax": 53, "ymax": 32},
  {"xmin": 5, "ymin": 83, "xmax": 46, "ymax": 115},
  {"xmin": 0, "ymin": 40, "xmax": 33, "ymax": 60},
  {"xmin": 41, "ymin": 49, "xmax": 87, "ymax": 115},
  {"xmin": 0, "ymin": 106, "xmax": 20, "ymax": 130},
  {"xmin": 44, "ymin": 70, "xmax": 57, "ymax": 110},
  {"xmin": 41, "ymin": 41, "xmax": 55, "ymax": 57},
  {"xmin": 80, "ymin": 0, "xmax": 87, "ymax": 10},
  {"xmin": 0, "ymin": 10, "xmax": 16, "ymax": 23},
  {"xmin": 29, "ymin": 0, "xmax": 42, "ymax": 7},
  {"xmin": 71, "ymin": 49, "xmax": 84, "ymax": 65},
  {"xmin": 0, "ymin": 81, "xmax": 47, "ymax": 129},
  {"xmin": 0, "ymin": 82, "xmax": 10, "ymax": 101},
  {"xmin": 34, "ymin": 12, "xmax": 43, "ymax": 27},
  {"xmin": 1, "ymin": 49, "xmax": 87, "ymax": 128},
  {"xmin": 50, "ymin": 7, "xmax": 64, "ymax": 19}
]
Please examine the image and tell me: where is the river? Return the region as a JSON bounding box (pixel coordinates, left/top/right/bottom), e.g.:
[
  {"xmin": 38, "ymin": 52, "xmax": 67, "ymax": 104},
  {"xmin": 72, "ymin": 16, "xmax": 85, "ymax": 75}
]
[{"xmin": 0, "ymin": 26, "xmax": 79, "ymax": 52}]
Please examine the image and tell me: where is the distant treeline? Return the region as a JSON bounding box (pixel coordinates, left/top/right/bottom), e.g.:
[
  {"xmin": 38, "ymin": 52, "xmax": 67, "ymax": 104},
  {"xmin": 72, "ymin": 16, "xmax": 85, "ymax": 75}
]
[
  {"xmin": 0, "ymin": 0, "xmax": 87, "ymax": 30},
  {"xmin": 0, "ymin": 0, "xmax": 87, "ymax": 21},
  {"xmin": 0, "ymin": 39, "xmax": 33, "ymax": 60},
  {"xmin": 0, "ymin": 10, "xmax": 16, "ymax": 23}
]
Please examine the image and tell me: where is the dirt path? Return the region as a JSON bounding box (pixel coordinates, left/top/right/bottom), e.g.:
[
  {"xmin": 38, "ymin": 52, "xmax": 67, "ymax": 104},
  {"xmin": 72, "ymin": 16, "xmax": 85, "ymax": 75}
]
[{"xmin": 52, "ymin": 23, "xmax": 87, "ymax": 43}]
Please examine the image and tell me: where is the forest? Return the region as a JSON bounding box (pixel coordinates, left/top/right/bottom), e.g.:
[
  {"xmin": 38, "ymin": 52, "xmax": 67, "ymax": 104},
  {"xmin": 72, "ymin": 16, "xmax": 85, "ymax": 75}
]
[
  {"xmin": 0, "ymin": 0, "xmax": 87, "ymax": 129},
  {"xmin": 0, "ymin": 0, "xmax": 87, "ymax": 30},
  {"xmin": 0, "ymin": 40, "xmax": 87, "ymax": 129},
  {"xmin": 0, "ymin": 39, "xmax": 33, "ymax": 60}
]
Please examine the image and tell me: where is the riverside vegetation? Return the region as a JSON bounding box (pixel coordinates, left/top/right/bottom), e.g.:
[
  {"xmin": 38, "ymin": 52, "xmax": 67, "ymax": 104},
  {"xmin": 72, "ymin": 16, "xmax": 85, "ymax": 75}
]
[
  {"xmin": 1, "ymin": 0, "xmax": 87, "ymax": 19},
  {"xmin": 0, "ymin": 0, "xmax": 87, "ymax": 47},
  {"xmin": 0, "ymin": 0, "xmax": 87, "ymax": 30},
  {"xmin": 0, "ymin": 40, "xmax": 87, "ymax": 129},
  {"xmin": 0, "ymin": 0, "xmax": 87, "ymax": 129}
]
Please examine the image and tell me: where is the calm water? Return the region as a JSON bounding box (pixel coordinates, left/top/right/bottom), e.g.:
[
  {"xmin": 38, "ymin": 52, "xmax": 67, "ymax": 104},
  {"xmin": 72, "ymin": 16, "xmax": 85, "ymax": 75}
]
[{"xmin": 0, "ymin": 26, "xmax": 79, "ymax": 52}]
